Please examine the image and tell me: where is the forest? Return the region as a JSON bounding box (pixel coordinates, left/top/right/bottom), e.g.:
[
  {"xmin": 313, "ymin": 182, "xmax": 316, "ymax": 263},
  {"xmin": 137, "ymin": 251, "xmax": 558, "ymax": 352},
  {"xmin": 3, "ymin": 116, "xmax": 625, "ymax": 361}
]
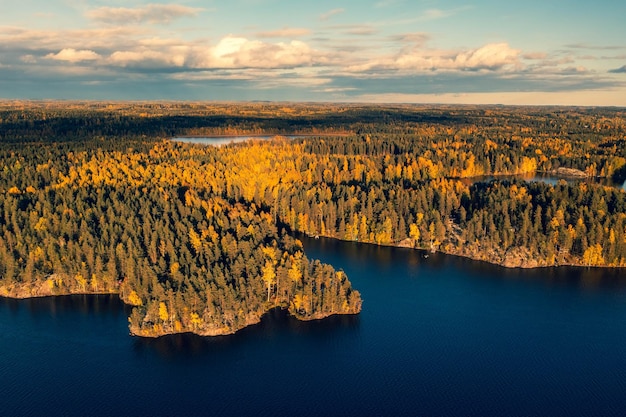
[{"xmin": 0, "ymin": 101, "xmax": 625, "ymax": 336}]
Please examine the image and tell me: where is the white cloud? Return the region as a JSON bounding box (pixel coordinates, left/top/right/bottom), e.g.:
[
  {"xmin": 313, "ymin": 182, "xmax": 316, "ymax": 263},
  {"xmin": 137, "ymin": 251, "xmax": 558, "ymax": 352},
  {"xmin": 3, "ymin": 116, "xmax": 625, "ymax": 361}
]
[
  {"xmin": 45, "ymin": 48, "xmax": 101, "ymax": 63},
  {"xmin": 0, "ymin": 27, "xmax": 143, "ymax": 50},
  {"xmin": 86, "ymin": 4, "xmax": 203, "ymax": 25},
  {"xmin": 348, "ymin": 42, "xmax": 521, "ymax": 73},
  {"xmin": 102, "ymin": 36, "xmax": 319, "ymax": 70},
  {"xmin": 320, "ymin": 8, "xmax": 345, "ymax": 21},
  {"xmin": 196, "ymin": 36, "xmax": 317, "ymax": 69},
  {"xmin": 454, "ymin": 43, "xmax": 520, "ymax": 70}
]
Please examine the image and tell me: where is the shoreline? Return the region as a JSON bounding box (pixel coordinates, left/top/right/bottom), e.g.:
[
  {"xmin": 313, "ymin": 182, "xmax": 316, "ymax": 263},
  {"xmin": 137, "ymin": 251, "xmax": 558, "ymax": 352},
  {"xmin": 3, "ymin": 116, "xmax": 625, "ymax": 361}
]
[
  {"xmin": 0, "ymin": 281, "xmax": 360, "ymax": 338},
  {"xmin": 1, "ymin": 233, "xmax": 623, "ymax": 338},
  {"xmin": 302, "ymin": 232, "xmax": 626, "ymax": 270}
]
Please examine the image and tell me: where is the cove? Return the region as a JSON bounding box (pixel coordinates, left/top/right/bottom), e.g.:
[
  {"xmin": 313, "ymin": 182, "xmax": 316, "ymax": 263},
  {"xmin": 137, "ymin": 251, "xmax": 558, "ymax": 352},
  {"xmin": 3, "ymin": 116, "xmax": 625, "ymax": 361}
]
[{"xmin": 2, "ymin": 237, "xmax": 626, "ymax": 416}]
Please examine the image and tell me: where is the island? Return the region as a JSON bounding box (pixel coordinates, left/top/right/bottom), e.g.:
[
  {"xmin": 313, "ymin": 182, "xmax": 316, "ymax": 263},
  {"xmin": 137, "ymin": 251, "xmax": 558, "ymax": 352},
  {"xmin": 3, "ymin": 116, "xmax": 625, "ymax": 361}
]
[{"xmin": 0, "ymin": 101, "xmax": 625, "ymax": 336}]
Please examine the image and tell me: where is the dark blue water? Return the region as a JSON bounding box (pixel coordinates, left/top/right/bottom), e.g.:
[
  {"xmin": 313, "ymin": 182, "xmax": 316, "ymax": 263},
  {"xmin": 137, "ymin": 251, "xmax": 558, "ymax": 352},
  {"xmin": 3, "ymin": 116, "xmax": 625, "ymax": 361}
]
[{"xmin": 2, "ymin": 239, "xmax": 626, "ymax": 416}]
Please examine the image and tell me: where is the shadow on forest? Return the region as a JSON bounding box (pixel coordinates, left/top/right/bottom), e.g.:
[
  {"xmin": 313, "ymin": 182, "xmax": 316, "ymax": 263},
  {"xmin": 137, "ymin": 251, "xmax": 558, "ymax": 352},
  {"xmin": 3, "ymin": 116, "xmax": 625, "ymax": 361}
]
[{"xmin": 612, "ymin": 164, "xmax": 626, "ymax": 184}]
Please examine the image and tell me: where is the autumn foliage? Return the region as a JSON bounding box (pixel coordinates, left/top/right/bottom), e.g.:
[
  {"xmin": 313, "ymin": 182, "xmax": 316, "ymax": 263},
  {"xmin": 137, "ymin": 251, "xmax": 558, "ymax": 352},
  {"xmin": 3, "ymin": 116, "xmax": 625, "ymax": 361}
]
[{"xmin": 0, "ymin": 102, "xmax": 625, "ymax": 336}]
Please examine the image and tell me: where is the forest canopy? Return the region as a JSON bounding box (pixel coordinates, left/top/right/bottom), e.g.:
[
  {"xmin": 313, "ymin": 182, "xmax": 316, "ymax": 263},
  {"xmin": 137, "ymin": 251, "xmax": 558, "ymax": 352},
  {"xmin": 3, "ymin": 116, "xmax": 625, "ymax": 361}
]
[{"xmin": 0, "ymin": 101, "xmax": 625, "ymax": 336}]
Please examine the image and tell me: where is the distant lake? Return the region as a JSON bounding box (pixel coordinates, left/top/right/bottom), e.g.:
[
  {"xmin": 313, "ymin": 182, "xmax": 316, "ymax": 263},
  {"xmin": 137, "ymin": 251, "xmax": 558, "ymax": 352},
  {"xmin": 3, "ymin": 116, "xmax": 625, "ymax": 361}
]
[
  {"xmin": 173, "ymin": 135, "xmax": 312, "ymax": 146},
  {"xmin": 464, "ymin": 173, "xmax": 626, "ymax": 191},
  {"xmin": 2, "ymin": 237, "xmax": 626, "ymax": 416}
]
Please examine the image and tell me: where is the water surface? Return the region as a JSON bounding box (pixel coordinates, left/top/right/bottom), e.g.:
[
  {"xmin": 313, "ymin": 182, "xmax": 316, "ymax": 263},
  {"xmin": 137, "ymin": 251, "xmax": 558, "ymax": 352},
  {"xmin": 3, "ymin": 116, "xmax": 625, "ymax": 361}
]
[
  {"xmin": 2, "ymin": 239, "xmax": 626, "ymax": 416},
  {"xmin": 462, "ymin": 172, "xmax": 626, "ymax": 191},
  {"xmin": 172, "ymin": 135, "xmax": 304, "ymax": 146}
]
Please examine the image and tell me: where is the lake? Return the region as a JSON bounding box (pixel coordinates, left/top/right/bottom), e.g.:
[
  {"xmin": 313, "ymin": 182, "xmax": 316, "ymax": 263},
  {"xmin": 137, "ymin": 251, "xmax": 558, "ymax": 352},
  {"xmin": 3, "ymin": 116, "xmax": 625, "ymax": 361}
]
[
  {"xmin": 2, "ymin": 238, "xmax": 626, "ymax": 416},
  {"xmin": 462, "ymin": 172, "xmax": 626, "ymax": 191},
  {"xmin": 172, "ymin": 135, "xmax": 312, "ymax": 147}
]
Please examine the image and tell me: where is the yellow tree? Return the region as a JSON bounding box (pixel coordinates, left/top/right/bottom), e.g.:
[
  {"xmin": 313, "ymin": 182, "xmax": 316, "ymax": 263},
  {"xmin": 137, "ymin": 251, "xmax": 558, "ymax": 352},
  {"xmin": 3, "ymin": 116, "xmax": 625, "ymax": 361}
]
[
  {"xmin": 288, "ymin": 252, "xmax": 303, "ymax": 298},
  {"xmin": 409, "ymin": 223, "xmax": 420, "ymax": 246},
  {"xmin": 262, "ymin": 246, "xmax": 278, "ymax": 302},
  {"xmin": 75, "ymin": 273, "xmax": 87, "ymax": 292},
  {"xmin": 262, "ymin": 261, "xmax": 276, "ymax": 302},
  {"xmin": 583, "ymin": 244, "xmax": 605, "ymax": 266},
  {"xmin": 128, "ymin": 290, "xmax": 143, "ymax": 306},
  {"xmin": 190, "ymin": 312, "xmax": 202, "ymax": 330},
  {"xmin": 159, "ymin": 302, "xmax": 169, "ymax": 325}
]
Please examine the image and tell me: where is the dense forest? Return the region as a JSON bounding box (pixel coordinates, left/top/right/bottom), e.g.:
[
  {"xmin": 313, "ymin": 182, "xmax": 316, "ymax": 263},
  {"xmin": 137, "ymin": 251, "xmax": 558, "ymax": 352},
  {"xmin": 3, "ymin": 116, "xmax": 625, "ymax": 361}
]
[{"xmin": 0, "ymin": 101, "xmax": 625, "ymax": 335}]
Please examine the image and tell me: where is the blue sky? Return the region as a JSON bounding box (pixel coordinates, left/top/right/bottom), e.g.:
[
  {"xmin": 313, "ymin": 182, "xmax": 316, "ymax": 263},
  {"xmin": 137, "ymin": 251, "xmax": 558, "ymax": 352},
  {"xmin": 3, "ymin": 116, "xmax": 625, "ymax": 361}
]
[{"xmin": 1, "ymin": 0, "xmax": 625, "ymax": 105}]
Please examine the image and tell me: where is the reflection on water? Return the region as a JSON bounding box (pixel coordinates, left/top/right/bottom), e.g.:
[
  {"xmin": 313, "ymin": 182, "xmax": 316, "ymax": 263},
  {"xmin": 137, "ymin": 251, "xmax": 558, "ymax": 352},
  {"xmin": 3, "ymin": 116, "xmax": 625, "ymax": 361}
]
[
  {"xmin": 3, "ymin": 237, "xmax": 626, "ymax": 417},
  {"xmin": 2, "ymin": 294, "xmax": 128, "ymax": 318},
  {"xmin": 133, "ymin": 308, "xmax": 360, "ymax": 360}
]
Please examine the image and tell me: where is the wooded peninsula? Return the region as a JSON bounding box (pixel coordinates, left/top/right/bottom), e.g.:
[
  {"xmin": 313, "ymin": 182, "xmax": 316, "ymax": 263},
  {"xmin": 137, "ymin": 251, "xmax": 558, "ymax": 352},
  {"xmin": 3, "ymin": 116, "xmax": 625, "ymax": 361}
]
[{"xmin": 0, "ymin": 101, "xmax": 625, "ymax": 337}]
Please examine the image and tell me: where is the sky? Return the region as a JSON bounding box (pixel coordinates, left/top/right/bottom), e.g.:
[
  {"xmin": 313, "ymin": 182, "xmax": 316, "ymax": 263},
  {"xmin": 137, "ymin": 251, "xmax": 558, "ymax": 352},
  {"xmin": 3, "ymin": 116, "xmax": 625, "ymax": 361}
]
[{"xmin": 1, "ymin": 0, "xmax": 625, "ymax": 105}]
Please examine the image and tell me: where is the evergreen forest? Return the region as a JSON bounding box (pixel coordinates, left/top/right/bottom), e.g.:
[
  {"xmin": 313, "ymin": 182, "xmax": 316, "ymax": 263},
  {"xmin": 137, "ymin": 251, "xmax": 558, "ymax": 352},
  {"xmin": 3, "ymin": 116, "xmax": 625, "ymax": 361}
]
[{"xmin": 1, "ymin": 101, "xmax": 625, "ymax": 336}]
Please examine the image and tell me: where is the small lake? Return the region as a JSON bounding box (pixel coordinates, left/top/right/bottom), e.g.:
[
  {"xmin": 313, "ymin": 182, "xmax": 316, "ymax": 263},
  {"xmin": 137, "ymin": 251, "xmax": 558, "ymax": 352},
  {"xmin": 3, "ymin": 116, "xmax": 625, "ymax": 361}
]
[
  {"xmin": 463, "ymin": 172, "xmax": 626, "ymax": 191},
  {"xmin": 172, "ymin": 135, "xmax": 307, "ymax": 146},
  {"xmin": 2, "ymin": 238, "xmax": 626, "ymax": 416}
]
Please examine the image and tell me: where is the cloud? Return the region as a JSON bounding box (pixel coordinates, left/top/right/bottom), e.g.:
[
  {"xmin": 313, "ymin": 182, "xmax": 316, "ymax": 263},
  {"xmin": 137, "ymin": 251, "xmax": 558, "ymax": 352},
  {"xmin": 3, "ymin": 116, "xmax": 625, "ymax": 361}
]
[
  {"xmin": 2, "ymin": 19, "xmax": 623, "ymax": 105},
  {"xmin": 86, "ymin": 4, "xmax": 203, "ymax": 25},
  {"xmin": 326, "ymin": 70, "xmax": 618, "ymax": 98},
  {"xmin": 199, "ymin": 36, "xmax": 317, "ymax": 69},
  {"xmin": 522, "ymin": 52, "xmax": 547, "ymax": 60},
  {"xmin": 109, "ymin": 49, "xmax": 187, "ymax": 68},
  {"xmin": 256, "ymin": 27, "xmax": 311, "ymax": 38},
  {"xmin": 454, "ymin": 43, "xmax": 521, "ymax": 70},
  {"xmin": 388, "ymin": 32, "xmax": 431, "ymax": 47},
  {"xmin": 0, "ymin": 26, "xmax": 144, "ymax": 50},
  {"xmin": 45, "ymin": 48, "xmax": 101, "ymax": 62},
  {"xmin": 344, "ymin": 26, "xmax": 377, "ymax": 36},
  {"xmin": 320, "ymin": 8, "xmax": 345, "ymax": 21},
  {"xmin": 324, "ymin": 24, "xmax": 378, "ymax": 36},
  {"xmin": 565, "ymin": 43, "xmax": 626, "ymax": 51},
  {"xmin": 103, "ymin": 36, "xmax": 320, "ymax": 70},
  {"xmin": 347, "ymin": 42, "xmax": 521, "ymax": 73},
  {"xmin": 20, "ymin": 54, "xmax": 37, "ymax": 64}
]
